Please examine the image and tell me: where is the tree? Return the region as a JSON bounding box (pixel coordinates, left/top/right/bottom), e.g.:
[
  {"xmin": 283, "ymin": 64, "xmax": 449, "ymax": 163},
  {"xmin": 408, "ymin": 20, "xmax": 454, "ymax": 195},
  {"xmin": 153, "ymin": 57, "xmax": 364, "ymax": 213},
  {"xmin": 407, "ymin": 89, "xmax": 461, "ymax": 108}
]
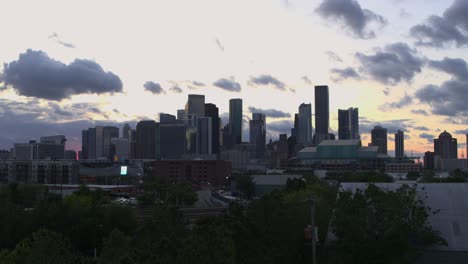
[
  {"xmin": 406, "ymin": 171, "xmax": 421, "ymax": 180},
  {"xmin": 0, "ymin": 229, "xmax": 79, "ymax": 264},
  {"xmin": 235, "ymin": 174, "xmax": 255, "ymax": 199},
  {"xmin": 99, "ymin": 229, "xmax": 131, "ymax": 264},
  {"xmin": 330, "ymin": 184, "xmax": 446, "ymax": 264}
]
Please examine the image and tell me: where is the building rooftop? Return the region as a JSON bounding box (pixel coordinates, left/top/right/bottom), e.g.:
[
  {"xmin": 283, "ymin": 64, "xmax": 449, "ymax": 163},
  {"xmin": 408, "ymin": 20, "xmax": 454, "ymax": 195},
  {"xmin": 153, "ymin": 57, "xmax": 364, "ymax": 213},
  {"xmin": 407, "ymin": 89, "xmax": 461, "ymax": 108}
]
[
  {"xmin": 252, "ymin": 174, "xmax": 302, "ymax": 185},
  {"xmin": 299, "ymin": 147, "xmax": 317, "ymax": 153},
  {"xmin": 359, "ymin": 146, "xmax": 379, "ymax": 152},
  {"xmin": 319, "ymin": 139, "xmax": 360, "ymax": 146}
]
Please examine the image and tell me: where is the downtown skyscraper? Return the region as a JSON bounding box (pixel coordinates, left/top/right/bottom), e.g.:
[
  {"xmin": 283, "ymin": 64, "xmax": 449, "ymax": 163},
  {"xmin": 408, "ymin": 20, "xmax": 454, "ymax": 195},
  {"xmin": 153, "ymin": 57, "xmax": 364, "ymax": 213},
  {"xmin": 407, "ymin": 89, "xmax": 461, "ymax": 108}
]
[
  {"xmin": 338, "ymin": 107, "xmax": 359, "ymax": 140},
  {"xmin": 229, "ymin": 99, "xmax": 243, "ymax": 145},
  {"xmin": 371, "ymin": 126, "xmax": 388, "ymax": 155},
  {"xmin": 297, "ymin": 103, "xmax": 312, "ymax": 145},
  {"xmin": 249, "ymin": 113, "xmax": 266, "ymax": 158},
  {"xmin": 395, "ymin": 130, "xmax": 404, "ymax": 158}
]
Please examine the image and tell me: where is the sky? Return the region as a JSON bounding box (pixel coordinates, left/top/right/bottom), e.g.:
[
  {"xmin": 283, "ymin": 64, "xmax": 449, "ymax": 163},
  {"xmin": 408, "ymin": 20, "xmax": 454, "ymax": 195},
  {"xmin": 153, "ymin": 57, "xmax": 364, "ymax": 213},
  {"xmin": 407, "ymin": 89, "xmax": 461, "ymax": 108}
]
[{"xmin": 1, "ymin": 0, "xmax": 468, "ymax": 157}]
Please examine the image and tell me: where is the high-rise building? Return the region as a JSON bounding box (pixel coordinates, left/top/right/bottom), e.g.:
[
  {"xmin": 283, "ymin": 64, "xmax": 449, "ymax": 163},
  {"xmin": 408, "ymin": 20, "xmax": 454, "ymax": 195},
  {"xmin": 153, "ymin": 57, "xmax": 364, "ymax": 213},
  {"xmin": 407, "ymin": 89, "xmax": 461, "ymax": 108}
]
[
  {"xmin": 160, "ymin": 113, "xmax": 177, "ymax": 123},
  {"xmin": 249, "ymin": 113, "xmax": 266, "ymax": 159},
  {"xmin": 222, "ymin": 124, "xmax": 232, "ymax": 150},
  {"xmin": 81, "ymin": 130, "xmax": 89, "ymax": 160},
  {"xmin": 371, "ymin": 126, "xmax": 388, "ymax": 155},
  {"xmin": 424, "ymin": 151, "xmax": 435, "ymax": 170},
  {"xmin": 291, "ymin": 113, "xmax": 299, "ymax": 137},
  {"xmin": 87, "ymin": 128, "xmax": 96, "ymax": 159},
  {"xmin": 229, "ymin": 98, "xmax": 243, "ymax": 145},
  {"xmin": 185, "ymin": 94, "xmax": 205, "ymax": 117},
  {"xmin": 314, "ymin": 85, "xmax": 329, "ymax": 145},
  {"xmin": 122, "ymin": 123, "xmax": 131, "ymax": 139},
  {"xmin": 13, "ymin": 140, "xmax": 65, "ymax": 160},
  {"xmin": 40, "ymin": 135, "xmax": 66, "ymax": 145},
  {"xmin": 205, "ymin": 103, "xmax": 220, "ymax": 154},
  {"xmin": 197, "ymin": 117, "xmax": 212, "ymax": 155},
  {"xmin": 177, "ymin": 109, "xmax": 186, "ymax": 120},
  {"xmin": 297, "ymin": 103, "xmax": 312, "ymax": 145},
  {"xmin": 136, "ymin": 120, "xmax": 158, "ymax": 159},
  {"xmin": 434, "ymin": 131, "xmax": 457, "ymax": 159},
  {"xmin": 95, "ymin": 126, "xmax": 103, "ymax": 159},
  {"xmin": 111, "ymin": 138, "xmax": 129, "ymax": 161},
  {"xmin": 102, "ymin": 126, "xmax": 119, "ymax": 160},
  {"xmin": 159, "ymin": 123, "xmax": 186, "ymax": 159},
  {"xmin": 338, "ymin": 108, "xmax": 359, "ymax": 140},
  {"xmin": 395, "ymin": 130, "xmax": 404, "ymax": 158},
  {"xmin": 129, "ymin": 129, "xmax": 137, "ymax": 159},
  {"xmin": 64, "ymin": 150, "xmax": 77, "ymax": 160}
]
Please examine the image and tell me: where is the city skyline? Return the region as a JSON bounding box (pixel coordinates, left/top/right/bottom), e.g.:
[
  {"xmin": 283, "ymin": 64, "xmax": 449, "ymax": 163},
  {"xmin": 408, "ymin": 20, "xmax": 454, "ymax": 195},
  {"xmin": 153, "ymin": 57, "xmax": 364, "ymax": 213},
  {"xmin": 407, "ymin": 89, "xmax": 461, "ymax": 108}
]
[{"xmin": 0, "ymin": 0, "xmax": 468, "ymax": 156}]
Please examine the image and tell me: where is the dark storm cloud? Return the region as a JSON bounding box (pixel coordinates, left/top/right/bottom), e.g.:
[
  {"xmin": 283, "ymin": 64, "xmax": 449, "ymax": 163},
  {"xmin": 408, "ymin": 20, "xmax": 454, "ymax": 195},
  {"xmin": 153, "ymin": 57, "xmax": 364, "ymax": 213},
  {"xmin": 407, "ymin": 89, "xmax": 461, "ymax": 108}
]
[
  {"xmin": 380, "ymin": 93, "xmax": 412, "ymax": 110},
  {"xmin": 355, "ymin": 42, "xmax": 424, "ymax": 85},
  {"xmin": 248, "ymin": 74, "xmax": 286, "ymax": 91},
  {"xmin": 330, "ymin": 67, "xmax": 361, "ymax": 81},
  {"xmin": 144, "ymin": 81, "xmax": 165, "ymax": 94},
  {"xmin": 267, "ymin": 120, "xmax": 293, "ymax": 134},
  {"xmin": 428, "ymin": 57, "xmax": 468, "ymax": 81},
  {"xmin": 415, "ymin": 80, "xmax": 468, "ymax": 116},
  {"xmin": 410, "ymin": 0, "xmax": 468, "ymax": 48},
  {"xmin": 455, "ymin": 129, "xmax": 468, "ymax": 135},
  {"xmin": 1, "ymin": 50, "xmax": 122, "ymax": 101},
  {"xmin": 213, "ymin": 77, "xmax": 241, "ymax": 92},
  {"xmin": 419, "ymin": 133, "xmax": 434, "ymax": 143},
  {"xmin": 48, "ymin": 102, "xmax": 73, "ymax": 117},
  {"xmin": 316, "ymin": 0, "xmax": 387, "ymax": 39},
  {"xmin": 411, "ymin": 109, "xmax": 428, "ymax": 116},
  {"xmin": 248, "ymin": 107, "xmax": 291, "ymax": 118}
]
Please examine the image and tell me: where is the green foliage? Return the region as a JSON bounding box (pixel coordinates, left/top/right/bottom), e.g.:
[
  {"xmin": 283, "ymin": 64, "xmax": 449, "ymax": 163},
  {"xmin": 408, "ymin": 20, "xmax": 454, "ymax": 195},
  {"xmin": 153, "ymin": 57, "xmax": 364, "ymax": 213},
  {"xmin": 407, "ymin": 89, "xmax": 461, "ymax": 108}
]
[
  {"xmin": 330, "ymin": 184, "xmax": 446, "ymax": 264},
  {"xmin": 406, "ymin": 171, "xmax": 421, "ymax": 180},
  {"xmin": 235, "ymin": 174, "xmax": 255, "ymax": 199},
  {"xmin": 99, "ymin": 229, "xmax": 131, "ymax": 264},
  {"xmin": 328, "ymin": 171, "xmax": 394, "ymax": 183},
  {"xmin": 140, "ymin": 180, "xmax": 198, "ymax": 207},
  {"xmin": 419, "ymin": 169, "xmax": 466, "ymax": 183}
]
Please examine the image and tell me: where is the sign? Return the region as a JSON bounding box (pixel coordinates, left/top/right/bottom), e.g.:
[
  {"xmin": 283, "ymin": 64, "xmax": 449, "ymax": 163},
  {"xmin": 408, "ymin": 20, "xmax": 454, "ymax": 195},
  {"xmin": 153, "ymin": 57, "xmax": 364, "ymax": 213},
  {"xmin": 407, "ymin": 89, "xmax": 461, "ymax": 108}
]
[{"xmin": 120, "ymin": 166, "xmax": 128, "ymax": 176}]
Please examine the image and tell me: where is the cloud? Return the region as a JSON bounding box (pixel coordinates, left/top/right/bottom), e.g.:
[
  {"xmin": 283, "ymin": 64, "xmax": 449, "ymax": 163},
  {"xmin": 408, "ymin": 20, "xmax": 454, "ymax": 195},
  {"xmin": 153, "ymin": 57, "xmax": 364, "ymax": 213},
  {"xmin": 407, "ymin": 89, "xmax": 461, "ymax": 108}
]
[
  {"xmin": 144, "ymin": 81, "xmax": 165, "ymax": 94},
  {"xmin": 248, "ymin": 107, "xmax": 291, "ymax": 118},
  {"xmin": 331, "ymin": 67, "xmax": 361, "ymax": 81},
  {"xmin": 302, "ymin": 76, "xmax": 312, "ymax": 85},
  {"xmin": 382, "ymin": 87, "xmax": 390, "ymax": 96},
  {"xmin": 267, "ymin": 120, "xmax": 293, "ymax": 134},
  {"xmin": 315, "ymin": 0, "xmax": 387, "ymax": 39},
  {"xmin": 415, "ymin": 79, "xmax": 468, "ymax": 116},
  {"xmin": 213, "ymin": 77, "xmax": 241, "ymax": 92},
  {"xmin": 325, "ymin": 51, "xmax": 343, "ymax": 62},
  {"xmin": 215, "ymin": 37, "xmax": 224, "ymax": 52},
  {"xmin": 410, "ymin": 0, "xmax": 468, "ymax": 48},
  {"xmin": 414, "ymin": 126, "xmax": 430, "ymax": 131},
  {"xmin": 169, "ymin": 85, "xmax": 183, "ymax": 93},
  {"xmin": 355, "ymin": 42, "xmax": 424, "ymax": 85},
  {"xmin": 454, "ymin": 129, "xmax": 468, "ymax": 135},
  {"xmin": 248, "ymin": 74, "xmax": 286, "ymax": 90},
  {"xmin": 1, "ymin": 50, "xmax": 122, "ymax": 101},
  {"xmin": 419, "ymin": 133, "xmax": 434, "ymax": 143},
  {"xmin": 359, "ymin": 118, "xmax": 411, "ymax": 134},
  {"xmin": 380, "ymin": 93, "xmax": 412, "ymax": 110},
  {"xmin": 411, "ymin": 109, "xmax": 428, "ymax": 116},
  {"xmin": 48, "ymin": 32, "xmax": 75, "ymax": 48},
  {"xmin": 428, "ymin": 57, "xmax": 468, "ymax": 81}
]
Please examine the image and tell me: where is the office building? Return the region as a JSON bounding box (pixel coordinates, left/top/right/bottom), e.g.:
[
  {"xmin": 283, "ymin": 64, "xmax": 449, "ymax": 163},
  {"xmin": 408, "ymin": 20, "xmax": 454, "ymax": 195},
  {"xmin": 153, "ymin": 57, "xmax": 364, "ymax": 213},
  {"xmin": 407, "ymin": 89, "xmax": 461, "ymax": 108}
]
[
  {"xmin": 64, "ymin": 150, "xmax": 77, "ymax": 160},
  {"xmin": 160, "ymin": 113, "xmax": 177, "ymax": 123},
  {"xmin": 122, "ymin": 123, "xmax": 131, "ymax": 139},
  {"xmin": 129, "ymin": 129, "xmax": 137, "ymax": 159},
  {"xmin": 197, "ymin": 117, "xmax": 212, "ymax": 155},
  {"xmin": 95, "ymin": 126, "xmax": 104, "ymax": 159},
  {"xmin": 338, "ymin": 108, "xmax": 359, "ymax": 140},
  {"xmin": 5, "ymin": 159, "xmax": 78, "ymax": 184},
  {"xmin": 159, "ymin": 123, "xmax": 186, "ymax": 159},
  {"xmin": 177, "ymin": 109, "xmax": 186, "ymax": 120},
  {"xmin": 424, "ymin": 151, "xmax": 435, "ymax": 170},
  {"xmin": 40, "ymin": 135, "xmax": 66, "ymax": 145},
  {"xmin": 291, "ymin": 113, "xmax": 299, "ymax": 138},
  {"xmin": 222, "ymin": 124, "xmax": 232, "ymax": 150},
  {"xmin": 185, "ymin": 94, "xmax": 205, "ymax": 117},
  {"xmin": 111, "ymin": 138, "xmax": 129, "ymax": 161},
  {"xmin": 434, "ymin": 131, "xmax": 457, "ymax": 159},
  {"xmin": 395, "ymin": 130, "xmax": 404, "ymax": 158},
  {"xmin": 371, "ymin": 126, "xmax": 388, "ymax": 155},
  {"xmin": 297, "ymin": 103, "xmax": 312, "ymax": 145},
  {"xmin": 136, "ymin": 120, "xmax": 158, "ymax": 159},
  {"xmin": 13, "ymin": 140, "xmax": 65, "ymax": 160},
  {"xmin": 229, "ymin": 98, "xmax": 243, "ymax": 145},
  {"xmin": 314, "ymin": 85, "xmax": 329, "ymax": 145},
  {"xmin": 102, "ymin": 126, "xmax": 119, "ymax": 160},
  {"xmin": 81, "ymin": 130, "xmax": 89, "ymax": 160},
  {"xmin": 0, "ymin": 150, "xmax": 10, "ymax": 160},
  {"xmin": 205, "ymin": 103, "xmax": 220, "ymax": 154},
  {"xmin": 185, "ymin": 114, "xmax": 198, "ymax": 154},
  {"xmin": 249, "ymin": 113, "xmax": 266, "ymax": 159}
]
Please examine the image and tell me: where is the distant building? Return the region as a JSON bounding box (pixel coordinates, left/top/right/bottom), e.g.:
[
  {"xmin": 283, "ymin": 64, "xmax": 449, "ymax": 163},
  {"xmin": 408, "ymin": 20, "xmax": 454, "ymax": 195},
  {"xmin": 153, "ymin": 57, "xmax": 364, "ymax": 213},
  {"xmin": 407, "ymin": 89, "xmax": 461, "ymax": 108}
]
[
  {"xmin": 205, "ymin": 103, "xmax": 220, "ymax": 154},
  {"xmin": 82, "ymin": 126, "xmax": 119, "ymax": 160},
  {"xmin": 424, "ymin": 151, "xmax": 435, "ymax": 170},
  {"xmin": 40, "ymin": 135, "xmax": 66, "ymax": 145},
  {"xmin": 185, "ymin": 94, "xmax": 205, "ymax": 117},
  {"xmin": 314, "ymin": 85, "xmax": 329, "ymax": 145},
  {"xmin": 5, "ymin": 159, "xmax": 79, "ymax": 184},
  {"xmin": 249, "ymin": 113, "xmax": 266, "ymax": 159},
  {"xmin": 111, "ymin": 138, "xmax": 129, "ymax": 161},
  {"xmin": 102, "ymin": 126, "xmax": 119, "ymax": 160},
  {"xmin": 197, "ymin": 117, "xmax": 212, "ymax": 155},
  {"xmin": 266, "ymin": 134, "xmax": 289, "ymax": 169},
  {"xmin": 81, "ymin": 130, "xmax": 89, "ymax": 160},
  {"xmin": 177, "ymin": 109, "xmax": 186, "ymax": 120},
  {"xmin": 220, "ymin": 143, "xmax": 255, "ymax": 170},
  {"xmin": 122, "ymin": 123, "xmax": 131, "ymax": 139},
  {"xmin": 13, "ymin": 140, "xmax": 65, "ymax": 160},
  {"xmin": 221, "ymin": 124, "xmax": 232, "ymax": 150},
  {"xmin": 160, "ymin": 113, "xmax": 177, "ymax": 123},
  {"xmin": 229, "ymin": 98, "xmax": 243, "ymax": 145},
  {"xmin": 434, "ymin": 131, "xmax": 458, "ymax": 159},
  {"xmin": 0, "ymin": 150, "xmax": 10, "ymax": 160},
  {"xmin": 395, "ymin": 130, "xmax": 405, "ymax": 158},
  {"xmin": 371, "ymin": 126, "xmax": 388, "ymax": 155},
  {"xmin": 136, "ymin": 120, "xmax": 158, "ymax": 159},
  {"xmin": 338, "ymin": 107, "xmax": 359, "ymax": 140},
  {"xmin": 64, "ymin": 150, "xmax": 77, "ymax": 160},
  {"xmin": 152, "ymin": 160, "xmax": 231, "ymax": 186},
  {"xmin": 291, "ymin": 113, "xmax": 299, "ymax": 138},
  {"xmin": 159, "ymin": 123, "xmax": 186, "ymax": 160},
  {"xmin": 297, "ymin": 103, "xmax": 312, "ymax": 145},
  {"xmin": 129, "ymin": 129, "xmax": 137, "ymax": 159},
  {"xmin": 252, "ymin": 173, "xmax": 302, "ymax": 197}
]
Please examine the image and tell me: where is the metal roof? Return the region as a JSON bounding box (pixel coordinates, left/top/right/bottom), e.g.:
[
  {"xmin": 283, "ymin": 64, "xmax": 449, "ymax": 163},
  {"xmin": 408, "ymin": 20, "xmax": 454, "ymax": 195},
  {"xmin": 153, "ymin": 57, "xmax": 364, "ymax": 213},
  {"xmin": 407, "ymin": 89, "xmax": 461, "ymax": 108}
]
[{"xmin": 319, "ymin": 140, "xmax": 361, "ymax": 146}]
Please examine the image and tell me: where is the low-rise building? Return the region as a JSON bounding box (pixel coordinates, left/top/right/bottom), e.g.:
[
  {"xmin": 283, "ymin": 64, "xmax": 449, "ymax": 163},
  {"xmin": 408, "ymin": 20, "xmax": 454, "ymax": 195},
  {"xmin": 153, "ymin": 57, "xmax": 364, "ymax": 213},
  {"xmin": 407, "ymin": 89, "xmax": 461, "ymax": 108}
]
[{"xmin": 3, "ymin": 160, "xmax": 79, "ymax": 184}]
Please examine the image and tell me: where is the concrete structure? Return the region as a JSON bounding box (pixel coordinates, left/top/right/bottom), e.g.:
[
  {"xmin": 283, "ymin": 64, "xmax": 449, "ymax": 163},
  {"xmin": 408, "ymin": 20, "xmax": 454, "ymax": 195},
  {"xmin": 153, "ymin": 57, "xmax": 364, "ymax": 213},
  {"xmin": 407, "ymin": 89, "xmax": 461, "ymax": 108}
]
[
  {"xmin": 122, "ymin": 123, "xmax": 131, "ymax": 139},
  {"xmin": 64, "ymin": 150, "xmax": 77, "ymax": 160},
  {"xmin": 81, "ymin": 130, "xmax": 89, "ymax": 160},
  {"xmin": 229, "ymin": 98, "xmax": 243, "ymax": 145},
  {"xmin": 252, "ymin": 173, "xmax": 302, "ymax": 196},
  {"xmin": 221, "ymin": 144, "xmax": 254, "ymax": 169},
  {"xmin": 0, "ymin": 150, "xmax": 10, "ymax": 160},
  {"xmin": 205, "ymin": 103, "xmax": 220, "ymax": 154},
  {"xmin": 338, "ymin": 107, "xmax": 359, "ymax": 140},
  {"xmin": 295, "ymin": 140, "xmax": 387, "ymax": 170},
  {"xmin": 314, "ymin": 85, "xmax": 329, "ymax": 145},
  {"xmin": 266, "ymin": 134, "xmax": 289, "ymax": 169},
  {"xmin": 177, "ymin": 109, "xmax": 186, "ymax": 120},
  {"xmin": 424, "ymin": 151, "xmax": 435, "ymax": 170},
  {"xmin": 185, "ymin": 94, "xmax": 205, "ymax": 118},
  {"xmin": 152, "ymin": 160, "xmax": 231, "ymax": 186},
  {"xmin": 438, "ymin": 159, "xmax": 467, "ymax": 172},
  {"xmin": 129, "ymin": 129, "xmax": 137, "ymax": 159},
  {"xmin": 249, "ymin": 113, "xmax": 266, "ymax": 159},
  {"xmin": 136, "ymin": 120, "xmax": 158, "ymax": 159},
  {"xmin": 298, "ymin": 103, "xmax": 312, "ymax": 145},
  {"xmin": 40, "ymin": 135, "xmax": 66, "ymax": 145},
  {"xmin": 102, "ymin": 126, "xmax": 119, "ymax": 160},
  {"xmin": 395, "ymin": 130, "xmax": 405, "ymax": 158},
  {"xmin": 13, "ymin": 141, "xmax": 65, "ymax": 160},
  {"xmin": 2, "ymin": 159, "xmax": 79, "ymax": 184},
  {"xmin": 111, "ymin": 138, "xmax": 129, "ymax": 161},
  {"xmin": 434, "ymin": 131, "xmax": 458, "ymax": 159},
  {"xmin": 371, "ymin": 126, "xmax": 388, "ymax": 155},
  {"xmin": 159, "ymin": 123, "xmax": 186, "ymax": 159},
  {"xmin": 160, "ymin": 113, "xmax": 177, "ymax": 123},
  {"xmin": 197, "ymin": 117, "xmax": 212, "ymax": 155}
]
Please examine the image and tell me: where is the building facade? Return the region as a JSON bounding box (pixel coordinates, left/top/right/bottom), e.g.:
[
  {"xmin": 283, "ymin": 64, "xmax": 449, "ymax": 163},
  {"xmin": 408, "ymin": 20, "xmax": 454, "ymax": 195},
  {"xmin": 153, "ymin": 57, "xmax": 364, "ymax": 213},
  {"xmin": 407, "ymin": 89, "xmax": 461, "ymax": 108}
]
[
  {"xmin": 205, "ymin": 103, "xmax": 220, "ymax": 154},
  {"xmin": 249, "ymin": 113, "xmax": 266, "ymax": 159},
  {"xmin": 434, "ymin": 131, "xmax": 458, "ymax": 159},
  {"xmin": 229, "ymin": 98, "xmax": 243, "ymax": 145},
  {"xmin": 338, "ymin": 107, "xmax": 359, "ymax": 140},
  {"xmin": 136, "ymin": 120, "xmax": 158, "ymax": 159},
  {"xmin": 371, "ymin": 126, "xmax": 388, "ymax": 155},
  {"xmin": 297, "ymin": 103, "xmax": 312, "ymax": 145},
  {"xmin": 185, "ymin": 94, "xmax": 205, "ymax": 118},
  {"xmin": 314, "ymin": 85, "xmax": 329, "ymax": 145}
]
